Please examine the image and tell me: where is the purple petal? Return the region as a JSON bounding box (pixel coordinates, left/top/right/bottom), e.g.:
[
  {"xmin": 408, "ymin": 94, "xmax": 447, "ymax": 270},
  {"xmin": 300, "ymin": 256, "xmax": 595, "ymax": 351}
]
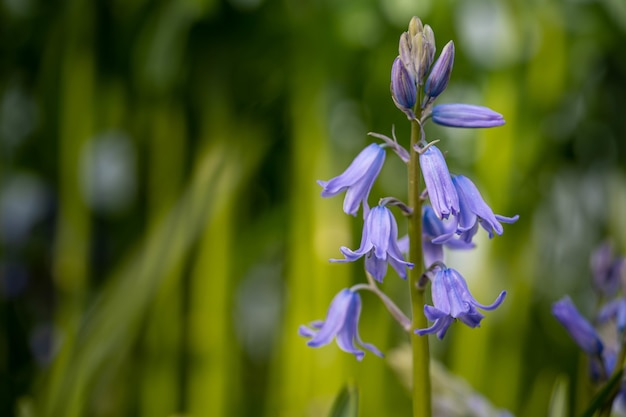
[
  {"xmin": 391, "ymin": 57, "xmax": 417, "ymax": 111},
  {"xmin": 318, "ymin": 144, "xmax": 385, "ymax": 216},
  {"xmin": 424, "ymin": 41, "xmax": 455, "ymax": 101},
  {"xmin": 552, "ymin": 296, "xmax": 604, "ymax": 356},
  {"xmin": 307, "ymin": 289, "xmax": 354, "ymax": 347},
  {"xmin": 420, "ymin": 145, "xmax": 459, "ymax": 219}
]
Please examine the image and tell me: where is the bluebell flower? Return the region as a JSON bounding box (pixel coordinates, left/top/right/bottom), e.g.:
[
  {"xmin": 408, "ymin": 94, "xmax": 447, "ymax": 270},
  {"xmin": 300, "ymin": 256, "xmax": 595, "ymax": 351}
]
[
  {"xmin": 391, "ymin": 57, "xmax": 417, "ymax": 119},
  {"xmin": 552, "ymin": 296, "xmax": 603, "ymax": 356},
  {"xmin": 416, "ymin": 267, "xmax": 506, "ymax": 339},
  {"xmin": 591, "ymin": 242, "xmax": 626, "ymax": 296},
  {"xmin": 333, "ymin": 204, "xmax": 413, "ymax": 282},
  {"xmin": 299, "ymin": 288, "xmax": 383, "ymax": 361},
  {"xmin": 318, "ymin": 143, "xmax": 385, "ymax": 217},
  {"xmin": 452, "ymin": 175, "xmax": 519, "ymax": 238},
  {"xmin": 422, "ymin": 205, "xmax": 474, "ymax": 268},
  {"xmin": 419, "ymin": 145, "xmax": 459, "ymax": 220},
  {"xmin": 424, "ymin": 41, "xmax": 455, "ymax": 103},
  {"xmin": 432, "ymin": 104, "xmax": 505, "ymax": 128}
]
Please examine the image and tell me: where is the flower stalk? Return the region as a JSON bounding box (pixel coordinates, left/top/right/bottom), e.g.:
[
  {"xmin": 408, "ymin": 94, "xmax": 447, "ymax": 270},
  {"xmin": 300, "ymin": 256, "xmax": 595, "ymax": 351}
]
[{"xmin": 408, "ymin": 117, "xmax": 431, "ymax": 417}]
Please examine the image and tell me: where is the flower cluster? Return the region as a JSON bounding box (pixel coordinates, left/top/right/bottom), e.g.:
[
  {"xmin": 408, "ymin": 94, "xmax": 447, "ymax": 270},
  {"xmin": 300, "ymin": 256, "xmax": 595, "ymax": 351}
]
[
  {"xmin": 553, "ymin": 243, "xmax": 626, "ymax": 388},
  {"xmin": 301, "ymin": 16, "xmax": 517, "ymax": 360}
]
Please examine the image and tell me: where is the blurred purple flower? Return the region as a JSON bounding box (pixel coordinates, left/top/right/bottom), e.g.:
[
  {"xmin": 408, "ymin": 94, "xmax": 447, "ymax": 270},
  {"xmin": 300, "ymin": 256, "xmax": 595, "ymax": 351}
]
[
  {"xmin": 597, "ymin": 298, "xmax": 626, "ymax": 333},
  {"xmin": 416, "ymin": 267, "xmax": 506, "ymax": 339},
  {"xmin": 299, "ymin": 289, "xmax": 383, "ymax": 361},
  {"xmin": 552, "ymin": 296, "xmax": 603, "ymax": 356},
  {"xmin": 453, "ymin": 175, "xmax": 518, "ymax": 238},
  {"xmin": 591, "ymin": 242, "xmax": 626, "ymax": 296},
  {"xmin": 419, "ymin": 145, "xmax": 459, "ymax": 220},
  {"xmin": 333, "ymin": 205, "xmax": 413, "ymax": 282},
  {"xmin": 318, "ymin": 143, "xmax": 385, "ymax": 217},
  {"xmin": 432, "ymin": 104, "xmax": 505, "ymax": 128}
]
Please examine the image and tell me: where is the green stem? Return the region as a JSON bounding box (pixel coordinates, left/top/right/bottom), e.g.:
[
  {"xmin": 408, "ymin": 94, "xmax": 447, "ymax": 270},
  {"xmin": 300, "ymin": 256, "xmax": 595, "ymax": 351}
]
[{"xmin": 408, "ymin": 118, "xmax": 431, "ymax": 417}]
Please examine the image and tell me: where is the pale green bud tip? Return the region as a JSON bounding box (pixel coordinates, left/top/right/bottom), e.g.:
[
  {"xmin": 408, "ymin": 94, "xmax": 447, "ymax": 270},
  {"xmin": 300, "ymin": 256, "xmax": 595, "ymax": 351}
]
[{"xmin": 408, "ymin": 16, "xmax": 423, "ymax": 37}]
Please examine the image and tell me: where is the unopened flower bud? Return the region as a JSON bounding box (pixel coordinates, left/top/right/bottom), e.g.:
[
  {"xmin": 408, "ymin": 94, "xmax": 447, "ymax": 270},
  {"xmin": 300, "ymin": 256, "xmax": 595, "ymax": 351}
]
[
  {"xmin": 424, "ymin": 41, "xmax": 455, "ymax": 101},
  {"xmin": 431, "ymin": 104, "xmax": 505, "ymax": 128},
  {"xmin": 408, "ymin": 16, "xmax": 423, "ymax": 38},
  {"xmin": 391, "ymin": 57, "xmax": 417, "ymax": 118}
]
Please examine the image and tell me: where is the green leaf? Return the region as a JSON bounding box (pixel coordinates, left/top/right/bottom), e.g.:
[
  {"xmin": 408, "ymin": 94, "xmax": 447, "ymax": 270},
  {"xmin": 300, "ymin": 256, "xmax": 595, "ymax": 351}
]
[
  {"xmin": 328, "ymin": 384, "xmax": 359, "ymax": 417},
  {"xmin": 548, "ymin": 375, "xmax": 569, "ymax": 417}
]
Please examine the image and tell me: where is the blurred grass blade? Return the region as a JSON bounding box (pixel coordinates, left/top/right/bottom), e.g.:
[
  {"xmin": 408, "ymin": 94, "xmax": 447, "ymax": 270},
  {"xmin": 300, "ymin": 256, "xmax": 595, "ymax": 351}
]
[
  {"xmin": 328, "ymin": 384, "xmax": 359, "ymax": 417},
  {"xmin": 35, "ymin": 139, "xmax": 267, "ymax": 417},
  {"xmin": 548, "ymin": 375, "xmax": 569, "ymax": 417},
  {"xmin": 580, "ymin": 369, "xmax": 623, "ymax": 417}
]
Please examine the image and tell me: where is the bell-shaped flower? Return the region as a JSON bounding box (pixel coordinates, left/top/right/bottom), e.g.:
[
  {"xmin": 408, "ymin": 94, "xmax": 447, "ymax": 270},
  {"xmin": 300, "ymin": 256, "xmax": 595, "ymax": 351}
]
[
  {"xmin": 318, "ymin": 143, "xmax": 385, "ymax": 217},
  {"xmin": 552, "ymin": 296, "xmax": 603, "ymax": 356},
  {"xmin": 416, "ymin": 267, "xmax": 506, "ymax": 339},
  {"xmin": 422, "ymin": 205, "xmax": 474, "ymax": 268},
  {"xmin": 452, "ymin": 175, "xmax": 519, "ymax": 238},
  {"xmin": 424, "ymin": 41, "xmax": 455, "ymax": 103},
  {"xmin": 332, "ymin": 204, "xmax": 413, "ymax": 282},
  {"xmin": 391, "ymin": 57, "xmax": 417, "ymax": 119},
  {"xmin": 419, "ymin": 145, "xmax": 459, "ymax": 220},
  {"xmin": 299, "ymin": 288, "xmax": 383, "ymax": 361},
  {"xmin": 432, "ymin": 104, "xmax": 505, "ymax": 128}
]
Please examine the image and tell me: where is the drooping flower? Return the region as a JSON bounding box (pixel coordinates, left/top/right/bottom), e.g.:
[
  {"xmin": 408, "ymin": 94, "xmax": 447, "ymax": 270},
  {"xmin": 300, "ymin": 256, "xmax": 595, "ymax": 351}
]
[
  {"xmin": 452, "ymin": 175, "xmax": 519, "ymax": 238},
  {"xmin": 416, "ymin": 267, "xmax": 506, "ymax": 339},
  {"xmin": 552, "ymin": 296, "xmax": 604, "ymax": 356},
  {"xmin": 419, "ymin": 145, "xmax": 459, "ymax": 220},
  {"xmin": 333, "ymin": 204, "xmax": 413, "ymax": 282},
  {"xmin": 318, "ymin": 143, "xmax": 385, "ymax": 217},
  {"xmin": 422, "ymin": 205, "xmax": 474, "ymax": 268},
  {"xmin": 299, "ymin": 288, "xmax": 383, "ymax": 361},
  {"xmin": 431, "ymin": 104, "xmax": 505, "ymax": 128},
  {"xmin": 424, "ymin": 41, "xmax": 455, "ymax": 103}
]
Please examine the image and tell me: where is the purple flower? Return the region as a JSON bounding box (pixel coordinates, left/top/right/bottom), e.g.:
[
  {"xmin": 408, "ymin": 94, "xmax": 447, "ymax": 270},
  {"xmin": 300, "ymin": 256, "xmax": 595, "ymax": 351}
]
[
  {"xmin": 452, "ymin": 175, "xmax": 519, "ymax": 238},
  {"xmin": 597, "ymin": 298, "xmax": 626, "ymax": 333},
  {"xmin": 318, "ymin": 143, "xmax": 385, "ymax": 217},
  {"xmin": 591, "ymin": 242, "xmax": 626, "ymax": 296},
  {"xmin": 419, "ymin": 145, "xmax": 459, "ymax": 220},
  {"xmin": 432, "ymin": 104, "xmax": 505, "ymax": 128},
  {"xmin": 552, "ymin": 296, "xmax": 603, "ymax": 356},
  {"xmin": 299, "ymin": 289, "xmax": 383, "ymax": 361},
  {"xmin": 424, "ymin": 41, "xmax": 455, "ymax": 102},
  {"xmin": 333, "ymin": 205, "xmax": 413, "ymax": 282},
  {"xmin": 422, "ymin": 205, "xmax": 474, "ymax": 268},
  {"xmin": 416, "ymin": 267, "xmax": 506, "ymax": 339},
  {"xmin": 391, "ymin": 57, "xmax": 417, "ymax": 118}
]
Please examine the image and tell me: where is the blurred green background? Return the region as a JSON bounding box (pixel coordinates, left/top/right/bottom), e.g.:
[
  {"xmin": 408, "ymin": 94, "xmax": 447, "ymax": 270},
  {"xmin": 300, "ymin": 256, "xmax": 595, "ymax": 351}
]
[{"xmin": 2, "ymin": 0, "xmax": 626, "ymax": 416}]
